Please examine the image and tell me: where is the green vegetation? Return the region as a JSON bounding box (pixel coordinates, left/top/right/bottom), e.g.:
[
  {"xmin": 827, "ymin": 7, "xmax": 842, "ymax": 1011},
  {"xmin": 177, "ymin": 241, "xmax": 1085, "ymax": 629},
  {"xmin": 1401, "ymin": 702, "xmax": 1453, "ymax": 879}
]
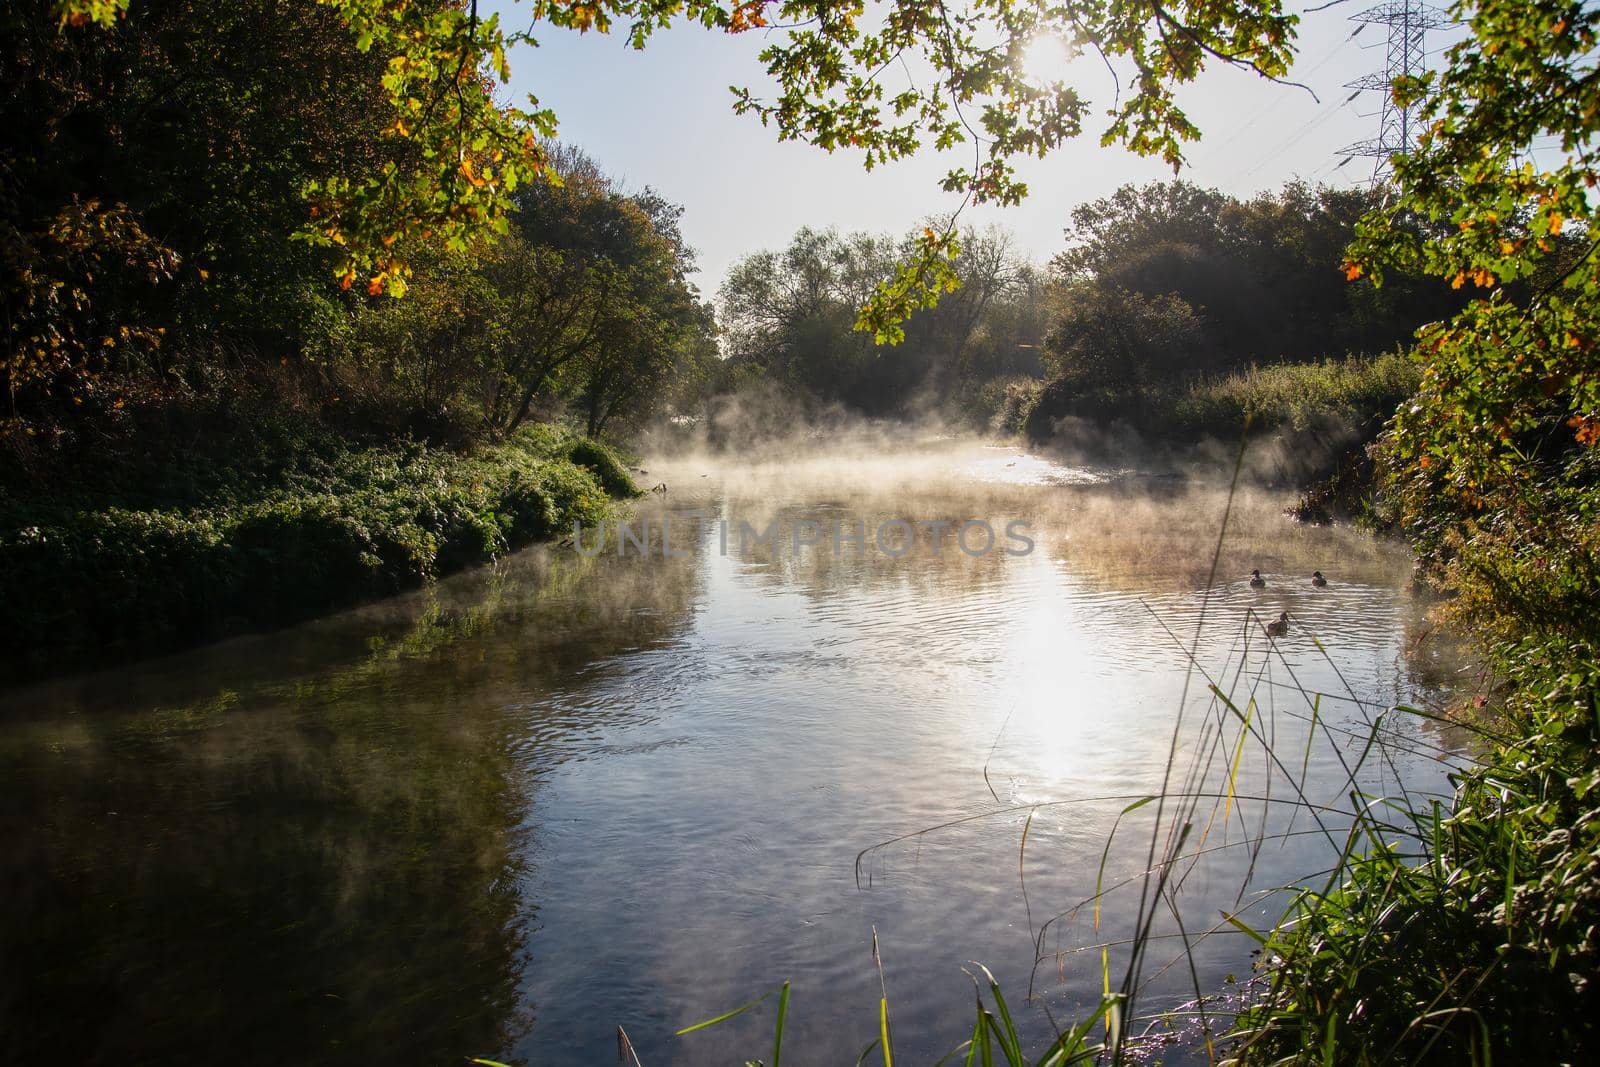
[
  {"xmin": 1173, "ymin": 353, "xmax": 1421, "ymax": 438},
  {"xmin": 1016, "ymin": 179, "xmax": 1460, "ymax": 457},
  {"xmin": 661, "ymin": 966, "xmax": 1117, "ymax": 1067},
  {"xmin": 0, "ymin": 414, "xmax": 634, "ymax": 679},
  {"xmin": 1024, "ymin": 350, "xmax": 1421, "ymax": 450},
  {"xmin": 713, "ymin": 183, "xmax": 1438, "ymax": 450},
  {"xmin": 1227, "ymin": 0, "xmax": 1600, "ymax": 1058},
  {"xmin": 717, "ymin": 225, "xmax": 1047, "ymax": 418},
  {"xmin": 1230, "ymin": 641, "xmax": 1600, "ymax": 1064},
  {"xmin": 3, "ymin": 2, "xmax": 707, "ymax": 678}
]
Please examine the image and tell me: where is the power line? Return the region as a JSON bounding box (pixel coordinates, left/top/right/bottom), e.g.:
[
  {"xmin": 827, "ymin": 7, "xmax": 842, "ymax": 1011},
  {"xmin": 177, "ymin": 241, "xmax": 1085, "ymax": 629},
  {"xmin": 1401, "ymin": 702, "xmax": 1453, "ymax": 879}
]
[
  {"xmin": 1239, "ymin": 102, "xmax": 1352, "ymax": 180},
  {"xmin": 1191, "ymin": 26, "xmax": 1363, "ymax": 169}
]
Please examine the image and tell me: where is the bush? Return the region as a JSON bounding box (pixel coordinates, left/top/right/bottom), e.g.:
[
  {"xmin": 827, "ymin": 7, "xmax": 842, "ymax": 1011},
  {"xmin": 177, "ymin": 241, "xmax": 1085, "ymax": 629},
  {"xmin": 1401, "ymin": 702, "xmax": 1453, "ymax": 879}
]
[
  {"xmin": 0, "ymin": 433, "xmax": 619, "ymax": 679},
  {"xmin": 562, "ymin": 437, "xmax": 642, "ymax": 498},
  {"xmin": 1231, "ymin": 636, "xmax": 1600, "ymax": 1065}
]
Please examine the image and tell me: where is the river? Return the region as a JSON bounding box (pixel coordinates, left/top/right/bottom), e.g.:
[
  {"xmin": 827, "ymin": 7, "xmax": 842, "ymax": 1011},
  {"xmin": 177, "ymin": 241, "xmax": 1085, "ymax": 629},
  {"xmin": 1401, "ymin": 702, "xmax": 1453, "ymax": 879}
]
[{"xmin": 0, "ymin": 438, "xmax": 1467, "ymax": 1064}]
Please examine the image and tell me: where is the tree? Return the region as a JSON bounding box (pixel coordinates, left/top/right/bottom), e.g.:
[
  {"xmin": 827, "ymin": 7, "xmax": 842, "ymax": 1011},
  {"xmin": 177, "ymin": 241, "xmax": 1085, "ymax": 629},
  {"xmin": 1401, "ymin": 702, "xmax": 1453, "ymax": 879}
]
[
  {"xmin": 567, "ymin": 188, "xmax": 712, "ymax": 437},
  {"xmin": 472, "ymin": 147, "xmax": 704, "ymax": 436},
  {"xmin": 1233, "ymin": 4, "xmax": 1600, "ymax": 1060},
  {"xmin": 1336, "ymin": 0, "xmax": 1600, "ymax": 646},
  {"xmin": 574, "ymin": 297, "xmax": 716, "ymax": 438},
  {"xmin": 1359, "ymin": 0, "xmax": 1599, "ymax": 504},
  {"xmin": 2, "ymin": 0, "xmax": 409, "ymax": 411},
  {"xmin": 1048, "ymin": 180, "xmax": 1464, "ymax": 370},
  {"xmin": 1043, "ymin": 284, "xmax": 1208, "ymax": 396},
  {"xmin": 48, "ymin": 0, "xmax": 1300, "ymax": 325},
  {"xmin": 719, "ymin": 223, "xmax": 1041, "ymax": 414}
]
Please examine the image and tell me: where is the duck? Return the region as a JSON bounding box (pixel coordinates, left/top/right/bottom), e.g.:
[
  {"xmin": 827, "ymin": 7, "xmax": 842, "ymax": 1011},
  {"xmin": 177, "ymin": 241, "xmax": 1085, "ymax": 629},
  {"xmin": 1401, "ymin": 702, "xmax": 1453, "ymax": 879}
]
[
  {"xmin": 1266, "ymin": 611, "xmax": 1290, "ymax": 638},
  {"xmin": 1312, "ymin": 571, "xmax": 1328, "ymax": 587},
  {"xmin": 1249, "ymin": 569, "xmax": 1266, "ymax": 588}
]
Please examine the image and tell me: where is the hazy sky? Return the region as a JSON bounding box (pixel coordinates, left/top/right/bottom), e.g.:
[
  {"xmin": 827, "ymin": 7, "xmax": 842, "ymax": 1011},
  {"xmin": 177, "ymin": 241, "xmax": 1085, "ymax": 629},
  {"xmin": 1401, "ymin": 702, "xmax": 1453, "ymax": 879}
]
[{"xmin": 497, "ymin": 2, "xmax": 1460, "ymax": 292}]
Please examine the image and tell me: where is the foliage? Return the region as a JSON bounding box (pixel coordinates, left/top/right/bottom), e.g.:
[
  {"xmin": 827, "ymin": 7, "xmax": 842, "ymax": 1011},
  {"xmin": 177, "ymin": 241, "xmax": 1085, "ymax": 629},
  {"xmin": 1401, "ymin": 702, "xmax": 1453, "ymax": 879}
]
[
  {"xmin": 1, "ymin": 197, "xmax": 178, "ymax": 411},
  {"xmin": 720, "ymin": 0, "xmax": 1297, "ymax": 340},
  {"xmin": 1230, "ymin": 1, "xmax": 1600, "ymax": 1062},
  {"xmin": 1173, "ymin": 351, "xmax": 1422, "ymax": 437},
  {"xmin": 2, "ymin": 0, "xmax": 404, "ymax": 410},
  {"xmin": 6, "ymin": 0, "xmax": 1317, "ymax": 435},
  {"xmin": 1022, "ymin": 351, "xmax": 1419, "ymax": 454},
  {"xmin": 306, "ymin": 145, "xmax": 711, "ymax": 439},
  {"xmin": 1353, "ymin": 0, "xmax": 1600, "ymax": 616},
  {"xmin": 1040, "ymin": 180, "xmax": 1464, "ymax": 401},
  {"xmin": 304, "ymin": 0, "xmax": 555, "ymax": 297},
  {"xmin": 563, "ymin": 437, "xmax": 643, "ymax": 498},
  {"xmin": 1042, "ymin": 284, "xmax": 1209, "ymax": 397},
  {"xmin": 719, "ymin": 223, "xmax": 1045, "ymax": 416},
  {"xmin": 0, "ymin": 422, "xmax": 623, "ymax": 679},
  {"xmin": 46, "ymin": 0, "xmax": 1304, "ymax": 342},
  {"xmin": 1229, "ymin": 638, "xmax": 1600, "ymax": 1065},
  {"xmin": 668, "ymin": 967, "xmax": 1116, "ymax": 1067}
]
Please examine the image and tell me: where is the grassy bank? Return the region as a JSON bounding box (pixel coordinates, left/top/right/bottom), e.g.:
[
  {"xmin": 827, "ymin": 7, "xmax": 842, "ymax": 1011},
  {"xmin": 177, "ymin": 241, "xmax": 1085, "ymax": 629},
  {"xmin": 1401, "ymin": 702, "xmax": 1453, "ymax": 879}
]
[
  {"xmin": 1004, "ymin": 352, "xmax": 1421, "ymax": 524},
  {"xmin": 1229, "ymin": 448, "xmax": 1600, "ymax": 1061},
  {"xmin": 1229, "ymin": 642, "xmax": 1600, "ymax": 1064},
  {"xmin": 0, "ymin": 418, "xmax": 639, "ymax": 681},
  {"xmin": 1018, "ymin": 351, "xmax": 1419, "ymax": 459}
]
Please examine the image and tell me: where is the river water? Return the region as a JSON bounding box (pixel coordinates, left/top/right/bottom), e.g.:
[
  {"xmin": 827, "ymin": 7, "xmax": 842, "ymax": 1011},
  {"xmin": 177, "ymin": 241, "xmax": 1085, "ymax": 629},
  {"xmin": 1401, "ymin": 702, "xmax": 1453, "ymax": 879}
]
[{"xmin": 0, "ymin": 439, "xmax": 1467, "ymax": 1064}]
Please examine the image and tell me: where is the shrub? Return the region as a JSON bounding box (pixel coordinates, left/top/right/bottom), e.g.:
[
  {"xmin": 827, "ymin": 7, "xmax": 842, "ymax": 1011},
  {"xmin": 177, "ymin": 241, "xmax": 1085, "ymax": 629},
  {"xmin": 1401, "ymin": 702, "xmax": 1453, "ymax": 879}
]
[
  {"xmin": 562, "ymin": 437, "xmax": 642, "ymax": 498},
  {"xmin": 0, "ymin": 434, "xmax": 621, "ymax": 679}
]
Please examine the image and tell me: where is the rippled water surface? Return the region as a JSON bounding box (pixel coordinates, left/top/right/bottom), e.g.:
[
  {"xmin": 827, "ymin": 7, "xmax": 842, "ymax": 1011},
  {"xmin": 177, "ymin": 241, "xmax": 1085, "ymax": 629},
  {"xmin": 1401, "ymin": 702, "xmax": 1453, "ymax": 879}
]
[{"xmin": 0, "ymin": 440, "xmax": 1468, "ymax": 1064}]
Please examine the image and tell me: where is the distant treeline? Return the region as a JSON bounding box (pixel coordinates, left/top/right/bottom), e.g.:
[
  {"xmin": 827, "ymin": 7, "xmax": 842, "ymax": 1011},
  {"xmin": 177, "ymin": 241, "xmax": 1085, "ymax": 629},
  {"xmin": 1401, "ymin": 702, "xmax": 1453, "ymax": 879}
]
[
  {"xmin": 714, "ymin": 180, "xmax": 1468, "ymax": 443},
  {"xmin": 717, "ymin": 224, "xmax": 1048, "ymax": 420}
]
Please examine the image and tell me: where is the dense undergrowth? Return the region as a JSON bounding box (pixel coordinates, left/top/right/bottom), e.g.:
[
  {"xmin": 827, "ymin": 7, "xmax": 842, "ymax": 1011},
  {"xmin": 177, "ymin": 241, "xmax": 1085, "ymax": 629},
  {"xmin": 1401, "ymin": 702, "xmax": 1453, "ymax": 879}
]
[
  {"xmin": 0, "ymin": 397, "xmax": 638, "ymax": 681},
  {"xmin": 1016, "ymin": 351, "xmax": 1419, "ymax": 455},
  {"xmin": 1229, "ymin": 638, "xmax": 1600, "ymax": 1065},
  {"xmin": 1228, "ymin": 441, "xmax": 1600, "ymax": 1062}
]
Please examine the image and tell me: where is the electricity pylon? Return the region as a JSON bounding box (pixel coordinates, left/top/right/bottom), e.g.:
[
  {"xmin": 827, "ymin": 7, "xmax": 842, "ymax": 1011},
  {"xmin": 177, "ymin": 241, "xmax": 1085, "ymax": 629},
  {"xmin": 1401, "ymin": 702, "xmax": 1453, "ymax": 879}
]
[{"xmin": 1339, "ymin": 0, "xmax": 1449, "ymax": 180}]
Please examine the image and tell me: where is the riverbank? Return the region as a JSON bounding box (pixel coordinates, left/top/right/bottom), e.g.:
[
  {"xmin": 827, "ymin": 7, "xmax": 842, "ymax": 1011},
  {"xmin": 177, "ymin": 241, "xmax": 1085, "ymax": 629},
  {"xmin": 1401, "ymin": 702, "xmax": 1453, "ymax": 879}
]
[
  {"xmin": 1006, "ymin": 352, "xmax": 1419, "ymax": 521},
  {"xmin": 1229, "ymin": 459, "xmax": 1600, "ymax": 1060},
  {"xmin": 0, "ymin": 418, "xmax": 639, "ymax": 681}
]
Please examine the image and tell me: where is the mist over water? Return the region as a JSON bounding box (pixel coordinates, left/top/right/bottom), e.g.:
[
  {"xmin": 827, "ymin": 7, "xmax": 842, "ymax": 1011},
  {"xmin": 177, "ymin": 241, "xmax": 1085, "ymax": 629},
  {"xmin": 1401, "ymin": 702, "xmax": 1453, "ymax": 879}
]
[{"xmin": 0, "ymin": 438, "xmax": 1466, "ymax": 1064}]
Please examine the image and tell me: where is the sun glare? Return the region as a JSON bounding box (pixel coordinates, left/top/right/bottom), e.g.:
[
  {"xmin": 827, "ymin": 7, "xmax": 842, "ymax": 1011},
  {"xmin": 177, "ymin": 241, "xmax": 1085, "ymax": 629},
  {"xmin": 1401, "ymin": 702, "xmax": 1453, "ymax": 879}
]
[{"xmin": 1020, "ymin": 33, "xmax": 1071, "ymax": 85}]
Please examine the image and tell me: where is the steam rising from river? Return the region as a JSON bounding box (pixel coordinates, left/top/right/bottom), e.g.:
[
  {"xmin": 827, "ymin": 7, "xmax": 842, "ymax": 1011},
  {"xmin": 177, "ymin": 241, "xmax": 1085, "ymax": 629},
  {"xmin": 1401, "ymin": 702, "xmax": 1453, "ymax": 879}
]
[{"xmin": 635, "ymin": 433, "xmax": 1411, "ymax": 594}]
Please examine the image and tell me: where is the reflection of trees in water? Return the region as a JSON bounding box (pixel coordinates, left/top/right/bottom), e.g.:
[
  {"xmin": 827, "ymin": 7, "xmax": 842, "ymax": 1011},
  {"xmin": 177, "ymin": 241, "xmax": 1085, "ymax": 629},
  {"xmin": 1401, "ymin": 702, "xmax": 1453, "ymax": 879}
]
[
  {"xmin": 0, "ymin": 540, "xmax": 705, "ymax": 1066},
  {"xmin": 712, "ymin": 499, "xmax": 1018, "ymax": 605}
]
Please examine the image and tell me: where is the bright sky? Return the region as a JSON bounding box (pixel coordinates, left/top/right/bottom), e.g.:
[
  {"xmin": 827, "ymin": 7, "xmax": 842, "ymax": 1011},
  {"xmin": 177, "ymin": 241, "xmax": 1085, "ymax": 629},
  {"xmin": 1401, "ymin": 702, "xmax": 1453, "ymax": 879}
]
[{"xmin": 496, "ymin": 2, "xmax": 1459, "ymax": 292}]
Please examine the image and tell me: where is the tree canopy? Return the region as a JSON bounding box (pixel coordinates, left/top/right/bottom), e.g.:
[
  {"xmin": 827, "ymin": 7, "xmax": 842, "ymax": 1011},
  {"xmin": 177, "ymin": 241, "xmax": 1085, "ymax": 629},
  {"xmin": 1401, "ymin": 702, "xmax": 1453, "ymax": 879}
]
[
  {"xmin": 42, "ymin": 0, "xmax": 1299, "ymax": 320},
  {"xmin": 719, "ymin": 223, "xmax": 1043, "ymax": 415},
  {"xmin": 1042, "ymin": 179, "xmax": 1467, "ymax": 393}
]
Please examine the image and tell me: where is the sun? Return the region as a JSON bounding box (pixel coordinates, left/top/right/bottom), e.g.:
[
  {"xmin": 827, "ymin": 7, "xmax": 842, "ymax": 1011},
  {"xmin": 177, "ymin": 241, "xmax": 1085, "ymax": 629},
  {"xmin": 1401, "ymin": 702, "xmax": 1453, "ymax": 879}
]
[{"xmin": 1020, "ymin": 33, "xmax": 1071, "ymax": 85}]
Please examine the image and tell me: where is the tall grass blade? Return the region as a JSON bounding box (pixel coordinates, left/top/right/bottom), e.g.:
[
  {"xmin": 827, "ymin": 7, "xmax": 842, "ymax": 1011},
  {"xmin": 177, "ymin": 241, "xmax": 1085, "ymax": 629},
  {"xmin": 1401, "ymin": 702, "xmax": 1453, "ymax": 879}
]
[
  {"xmin": 675, "ymin": 986, "xmax": 779, "ymax": 1035},
  {"xmin": 616, "ymin": 1026, "xmax": 643, "ymax": 1067},
  {"xmin": 772, "ymin": 980, "xmax": 790, "ymax": 1067}
]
